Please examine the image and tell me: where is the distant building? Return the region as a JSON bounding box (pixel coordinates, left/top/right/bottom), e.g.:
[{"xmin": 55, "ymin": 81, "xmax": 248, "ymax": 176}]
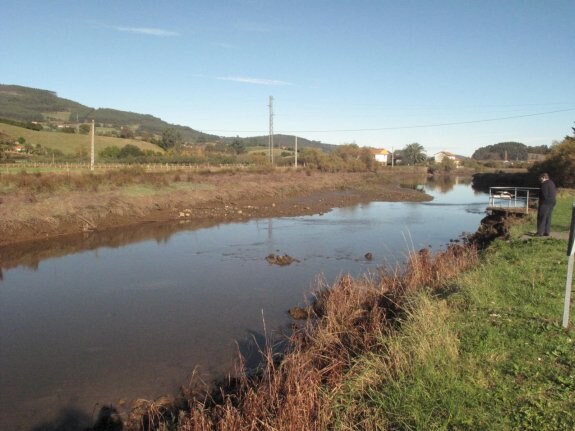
[
  {"xmin": 434, "ymin": 151, "xmax": 461, "ymax": 166},
  {"xmin": 371, "ymin": 148, "xmax": 390, "ymax": 164}
]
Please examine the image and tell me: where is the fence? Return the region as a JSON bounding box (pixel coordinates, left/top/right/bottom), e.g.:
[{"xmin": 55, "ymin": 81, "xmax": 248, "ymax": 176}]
[
  {"xmin": 487, "ymin": 186, "xmax": 540, "ymax": 214},
  {"xmin": 1, "ymin": 161, "xmax": 253, "ymax": 174}
]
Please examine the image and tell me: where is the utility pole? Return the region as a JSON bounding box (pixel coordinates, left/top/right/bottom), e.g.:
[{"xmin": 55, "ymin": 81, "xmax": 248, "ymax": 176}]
[
  {"xmin": 90, "ymin": 120, "xmax": 95, "ymax": 171},
  {"xmin": 268, "ymin": 96, "xmax": 274, "ymax": 165},
  {"xmin": 294, "ymin": 136, "xmax": 298, "ymax": 169},
  {"xmin": 563, "ymin": 204, "xmax": 575, "ymax": 328}
]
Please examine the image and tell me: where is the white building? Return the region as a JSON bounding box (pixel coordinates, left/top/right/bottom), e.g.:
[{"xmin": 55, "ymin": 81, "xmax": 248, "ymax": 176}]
[
  {"xmin": 434, "ymin": 151, "xmax": 459, "ymax": 165},
  {"xmin": 371, "ymin": 148, "xmax": 390, "ymax": 164}
]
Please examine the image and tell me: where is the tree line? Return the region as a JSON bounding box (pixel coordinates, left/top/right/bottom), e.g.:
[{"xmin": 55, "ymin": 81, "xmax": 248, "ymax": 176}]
[{"xmin": 471, "ymin": 141, "xmax": 550, "ymax": 161}]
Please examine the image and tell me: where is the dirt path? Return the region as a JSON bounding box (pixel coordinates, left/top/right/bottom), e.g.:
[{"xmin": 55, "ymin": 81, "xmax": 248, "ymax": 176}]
[
  {"xmin": 0, "ymin": 170, "xmax": 430, "ymax": 249},
  {"xmin": 520, "ymin": 231, "xmax": 570, "ymax": 241}
]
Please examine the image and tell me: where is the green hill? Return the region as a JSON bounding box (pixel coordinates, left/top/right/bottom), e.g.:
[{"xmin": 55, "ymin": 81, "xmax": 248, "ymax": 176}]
[
  {"xmin": 0, "ymin": 84, "xmax": 218, "ymax": 143},
  {"xmin": 0, "ymin": 84, "xmax": 335, "ymax": 151}
]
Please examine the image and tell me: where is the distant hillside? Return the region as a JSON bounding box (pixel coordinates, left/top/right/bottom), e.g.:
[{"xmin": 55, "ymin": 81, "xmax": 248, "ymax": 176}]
[
  {"xmin": 0, "ymin": 84, "xmax": 334, "ymax": 151},
  {"xmin": 0, "ymin": 85, "xmax": 90, "ymax": 122},
  {"xmin": 0, "ymin": 84, "xmax": 219, "ymax": 143},
  {"xmin": 221, "ymin": 134, "xmax": 336, "ymax": 152}
]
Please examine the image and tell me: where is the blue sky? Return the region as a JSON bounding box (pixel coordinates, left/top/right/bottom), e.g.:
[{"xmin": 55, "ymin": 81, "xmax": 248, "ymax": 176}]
[{"xmin": 2, "ymin": 0, "xmax": 574, "ymax": 156}]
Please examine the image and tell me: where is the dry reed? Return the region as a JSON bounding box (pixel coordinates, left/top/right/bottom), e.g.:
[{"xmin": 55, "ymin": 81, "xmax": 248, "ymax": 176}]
[{"xmin": 122, "ymin": 243, "xmax": 478, "ymax": 431}]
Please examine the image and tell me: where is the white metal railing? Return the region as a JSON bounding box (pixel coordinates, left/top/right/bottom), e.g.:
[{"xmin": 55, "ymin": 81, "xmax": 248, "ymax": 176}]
[{"xmin": 488, "ymin": 186, "xmax": 540, "ymax": 214}]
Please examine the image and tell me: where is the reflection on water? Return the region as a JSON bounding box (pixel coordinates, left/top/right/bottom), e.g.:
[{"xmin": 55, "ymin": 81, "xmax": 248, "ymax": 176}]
[
  {"xmin": 0, "ymin": 218, "xmax": 226, "ymax": 272},
  {"xmin": 426, "ymin": 175, "xmax": 473, "ymax": 193},
  {"xmin": 0, "ymin": 178, "xmax": 488, "ymax": 430}
]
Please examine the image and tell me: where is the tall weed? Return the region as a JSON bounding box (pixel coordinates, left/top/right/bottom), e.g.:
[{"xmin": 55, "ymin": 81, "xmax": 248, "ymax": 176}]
[{"xmin": 125, "ymin": 244, "xmax": 479, "ymax": 431}]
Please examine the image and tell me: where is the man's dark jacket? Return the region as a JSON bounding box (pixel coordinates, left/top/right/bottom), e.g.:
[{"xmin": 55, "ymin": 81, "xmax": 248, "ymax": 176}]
[{"xmin": 539, "ymin": 179, "xmax": 557, "ymax": 205}]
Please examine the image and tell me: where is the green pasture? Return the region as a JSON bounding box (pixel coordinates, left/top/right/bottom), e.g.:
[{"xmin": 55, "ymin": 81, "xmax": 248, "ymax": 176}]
[
  {"xmin": 0, "ymin": 123, "xmax": 162, "ymax": 155},
  {"xmin": 43, "ymin": 111, "xmax": 70, "ymax": 121},
  {"xmin": 510, "ymin": 189, "xmax": 575, "ymax": 237}
]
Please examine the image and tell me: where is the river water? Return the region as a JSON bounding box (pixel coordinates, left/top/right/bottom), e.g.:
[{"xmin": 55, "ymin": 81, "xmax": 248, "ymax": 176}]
[{"xmin": 0, "ymin": 178, "xmax": 487, "ymax": 430}]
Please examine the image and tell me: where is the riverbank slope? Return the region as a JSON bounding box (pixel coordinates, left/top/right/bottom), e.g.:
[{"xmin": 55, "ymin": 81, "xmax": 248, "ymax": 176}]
[
  {"xmin": 328, "ymin": 189, "xmax": 575, "ymax": 430},
  {"xmin": 129, "ymin": 190, "xmax": 574, "ymax": 430}
]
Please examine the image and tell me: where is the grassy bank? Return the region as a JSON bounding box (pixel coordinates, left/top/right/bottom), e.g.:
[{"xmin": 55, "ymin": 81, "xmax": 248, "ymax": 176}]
[
  {"xmin": 110, "ymin": 191, "xmax": 575, "ymax": 431},
  {"xmin": 330, "ymin": 190, "xmax": 575, "ymax": 430}
]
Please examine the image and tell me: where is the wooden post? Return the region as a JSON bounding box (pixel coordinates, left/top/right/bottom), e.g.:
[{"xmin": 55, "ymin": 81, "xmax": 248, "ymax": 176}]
[
  {"xmin": 90, "ymin": 120, "xmax": 95, "ymax": 171},
  {"xmin": 562, "ymin": 204, "xmax": 575, "ymax": 328},
  {"xmin": 294, "ymin": 136, "xmax": 298, "ymax": 169}
]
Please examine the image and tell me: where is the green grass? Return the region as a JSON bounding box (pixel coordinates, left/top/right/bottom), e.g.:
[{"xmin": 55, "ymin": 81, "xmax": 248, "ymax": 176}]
[
  {"xmin": 0, "ymin": 123, "xmax": 162, "ymax": 155},
  {"xmin": 331, "ymin": 192, "xmax": 575, "ymax": 430},
  {"xmin": 451, "ymin": 238, "xmax": 574, "ymax": 430},
  {"xmin": 42, "ymin": 111, "xmax": 70, "ymax": 121},
  {"xmin": 510, "ymin": 189, "xmax": 575, "ymax": 237}
]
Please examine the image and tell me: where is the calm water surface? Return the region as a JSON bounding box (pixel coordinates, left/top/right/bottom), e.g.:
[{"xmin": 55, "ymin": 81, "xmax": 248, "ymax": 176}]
[{"xmin": 0, "ymin": 179, "xmax": 487, "ymax": 430}]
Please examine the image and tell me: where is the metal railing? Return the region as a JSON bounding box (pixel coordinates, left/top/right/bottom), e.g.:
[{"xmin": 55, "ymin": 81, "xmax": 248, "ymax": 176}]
[{"xmin": 487, "ymin": 186, "xmax": 539, "ymax": 214}]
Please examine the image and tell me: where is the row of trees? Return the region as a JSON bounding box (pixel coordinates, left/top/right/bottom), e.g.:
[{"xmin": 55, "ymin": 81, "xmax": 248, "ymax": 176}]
[
  {"xmin": 0, "ymin": 117, "xmax": 43, "ymax": 131},
  {"xmin": 471, "ymin": 141, "xmax": 550, "ymax": 161},
  {"xmin": 4, "ymin": 117, "xmax": 572, "ymax": 179}
]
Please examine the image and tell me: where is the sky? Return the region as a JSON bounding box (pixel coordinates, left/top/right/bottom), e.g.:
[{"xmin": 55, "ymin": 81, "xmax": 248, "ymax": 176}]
[{"xmin": 1, "ymin": 0, "xmax": 574, "ymax": 157}]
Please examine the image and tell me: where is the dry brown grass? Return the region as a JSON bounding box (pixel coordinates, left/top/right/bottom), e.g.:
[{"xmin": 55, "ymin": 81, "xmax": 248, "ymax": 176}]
[
  {"xmin": 121, "ymin": 243, "xmax": 478, "ymax": 431},
  {"xmin": 0, "ymin": 167, "xmax": 180, "ymax": 194},
  {"xmin": 0, "ymin": 169, "xmax": 432, "ymax": 247}
]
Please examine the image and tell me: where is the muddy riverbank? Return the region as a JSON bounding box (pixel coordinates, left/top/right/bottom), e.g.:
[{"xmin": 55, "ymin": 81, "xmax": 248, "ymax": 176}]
[{"xmin": 0, "ymin": 169, "xmax": 430, "ymax": 248}]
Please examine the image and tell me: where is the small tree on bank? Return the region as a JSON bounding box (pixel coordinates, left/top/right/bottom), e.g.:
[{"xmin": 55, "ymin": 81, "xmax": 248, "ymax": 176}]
[
  {"xmin": 529, "ymin": 134, "xmax": 575, "ymax": 188},
  {"xmin": 230, "ymin": 138, "xmax": 246, "ymax": 155}
]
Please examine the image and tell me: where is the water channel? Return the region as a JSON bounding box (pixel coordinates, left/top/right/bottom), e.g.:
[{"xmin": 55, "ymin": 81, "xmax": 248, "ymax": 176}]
[{"xmin": 0, "ymin": 178, "xmax": 488, "ymax": 430}]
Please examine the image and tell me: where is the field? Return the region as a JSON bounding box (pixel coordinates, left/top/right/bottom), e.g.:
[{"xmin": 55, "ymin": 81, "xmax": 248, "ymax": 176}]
[{"xmin": 0, "ymin": 123, "xmax": 162, "ymax": 155}]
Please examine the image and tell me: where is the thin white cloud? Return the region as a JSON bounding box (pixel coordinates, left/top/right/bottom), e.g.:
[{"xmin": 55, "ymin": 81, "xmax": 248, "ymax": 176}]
[
  {"xmin": 216, "ymin": 76, "xmax": 293, "ymax": 86},
  {"xmin": 116, "ymin": 26, "xmax": 178, "ymax": 37}
]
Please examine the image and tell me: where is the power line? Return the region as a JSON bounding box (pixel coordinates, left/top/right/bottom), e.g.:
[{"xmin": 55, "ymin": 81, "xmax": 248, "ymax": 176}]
[
  {"xmin": 200, "ymin": 107, "xmax": 575, "ymax": 135},
  {"xmin": 290, "ymin": 108, "xmax": 575, "ymax": 133}
]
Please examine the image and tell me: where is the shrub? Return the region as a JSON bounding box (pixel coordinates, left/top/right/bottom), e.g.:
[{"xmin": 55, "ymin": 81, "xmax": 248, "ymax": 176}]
[
  {"xmin": 118, "ymin": 144, "xmax": 145, "ymax": 158},
  {"xmin": 529, "ymin": 136, "xmax": 575, "ymax": 188}
]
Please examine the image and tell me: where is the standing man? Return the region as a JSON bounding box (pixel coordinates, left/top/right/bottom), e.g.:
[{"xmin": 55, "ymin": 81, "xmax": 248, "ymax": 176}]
[{"xmin": 537, "ymin": 173, "xmax": 557, "ymax": 236}]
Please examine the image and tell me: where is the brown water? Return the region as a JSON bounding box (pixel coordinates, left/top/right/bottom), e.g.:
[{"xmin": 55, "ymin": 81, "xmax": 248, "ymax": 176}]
[{"xmin": 0, "ymin": 179, "xmax": 487, "ymax": 430}]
